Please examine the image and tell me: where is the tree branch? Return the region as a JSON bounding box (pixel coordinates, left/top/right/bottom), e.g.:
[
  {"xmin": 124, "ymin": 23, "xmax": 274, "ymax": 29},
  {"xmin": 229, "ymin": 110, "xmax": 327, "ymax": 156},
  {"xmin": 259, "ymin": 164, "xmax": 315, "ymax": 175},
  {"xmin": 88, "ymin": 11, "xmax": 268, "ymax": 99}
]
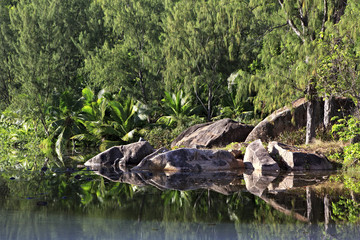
[
  {"xmin": 298, "ymin": 0, "xmax": 306, "ymax": 35},
  {"xmin": 321, "ymin": 0, "xmax": 328, "ymax": 34},
  {"xmin": 278, "ymin": 0, "xmax": 305, "ymax": 43},
  {"xmin": 194, "ymin": 86, "xmax": 207, "ymax": 116}
]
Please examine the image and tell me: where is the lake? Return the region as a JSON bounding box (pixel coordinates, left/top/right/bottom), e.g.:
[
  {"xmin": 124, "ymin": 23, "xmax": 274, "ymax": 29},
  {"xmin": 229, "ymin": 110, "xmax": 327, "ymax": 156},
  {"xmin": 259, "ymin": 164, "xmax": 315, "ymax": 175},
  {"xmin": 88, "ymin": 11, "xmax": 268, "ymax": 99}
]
[{"xmin": 1, "ymin": 167, "xmax": 359, "ymax": 240}]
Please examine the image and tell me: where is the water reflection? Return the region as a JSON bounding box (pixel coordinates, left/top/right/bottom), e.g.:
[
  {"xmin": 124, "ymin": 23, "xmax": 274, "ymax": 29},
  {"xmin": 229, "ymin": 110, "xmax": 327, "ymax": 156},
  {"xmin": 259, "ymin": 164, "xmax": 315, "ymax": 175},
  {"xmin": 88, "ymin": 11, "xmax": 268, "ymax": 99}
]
[
  {"xmin": 91, "ymin": 165, "xmax": 245, "ymax": 193},
  {"xmin": 1, "ymin": 167, "xmax": 360, "ymax": 240},
  {"xmin": 90, "ymin": 165, "xmax": 357, "ymax": 225}
]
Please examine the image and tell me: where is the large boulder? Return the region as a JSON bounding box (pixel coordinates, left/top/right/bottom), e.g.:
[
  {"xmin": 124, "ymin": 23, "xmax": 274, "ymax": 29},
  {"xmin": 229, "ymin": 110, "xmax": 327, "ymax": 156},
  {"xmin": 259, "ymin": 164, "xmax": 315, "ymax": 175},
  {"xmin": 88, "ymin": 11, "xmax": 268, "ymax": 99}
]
[
  {"xmin": 268, "ymin": 141, "xmax": 333, "ymax": 171},
  {"xmin": 245, "ymin": 98, "xmax": 322, "ymax": 143},
  {"xmin": 171, "ymin": 118, "xmax": 254, "ymax": 149},
  {"xmin": 133, "ymin": 148, "xmax": 243, "ymax": 172},
  {"xmin": 84, "ymin": 141, "xmax": 155, "ymax": 167},
  {"xmin": 243, "ymin": 139, "xmax": 280, "ymax": 172},
  {"xmin": 246, "ymin": 97, "xmax": 356, "ymax": 143}
]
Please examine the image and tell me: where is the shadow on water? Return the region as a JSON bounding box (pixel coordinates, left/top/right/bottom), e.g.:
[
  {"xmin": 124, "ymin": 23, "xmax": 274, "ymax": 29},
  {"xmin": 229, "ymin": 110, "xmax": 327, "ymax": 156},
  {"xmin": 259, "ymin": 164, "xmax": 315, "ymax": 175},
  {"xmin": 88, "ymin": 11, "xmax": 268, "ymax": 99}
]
[{"xmin": 1, "ymin": 165, "xmax": 360, "ymax": 239}]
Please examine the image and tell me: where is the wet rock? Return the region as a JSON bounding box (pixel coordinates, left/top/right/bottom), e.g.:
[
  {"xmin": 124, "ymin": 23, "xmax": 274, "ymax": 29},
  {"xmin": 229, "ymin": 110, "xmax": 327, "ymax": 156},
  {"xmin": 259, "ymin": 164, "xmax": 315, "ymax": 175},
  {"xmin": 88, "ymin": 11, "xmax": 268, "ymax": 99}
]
[
  {"xmin": 84, "ymin": 141, "xmax": 155, "ymax": 167},
  {"xmin": 133, "ymin": 148, "xmax": 243, "ymax": 172},
  {"xmin": 243, "ymin": 139, "xmax": 280, "ymax": 172},
  {"xmin": 171, "ymin": 118, "xmax": 254, "ymax": 148},
  {"xmin": 268, "ymin": 141, "xmax": 333, "ymax": 171}
]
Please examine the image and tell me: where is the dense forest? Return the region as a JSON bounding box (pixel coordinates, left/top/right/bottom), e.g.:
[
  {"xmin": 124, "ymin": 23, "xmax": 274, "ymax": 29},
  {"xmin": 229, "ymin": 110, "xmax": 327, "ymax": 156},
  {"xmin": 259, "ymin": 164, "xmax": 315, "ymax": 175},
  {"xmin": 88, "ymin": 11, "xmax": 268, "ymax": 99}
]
[{"xmin": 1, "ymin": 0, "xmax": 360, "ymax": 168}]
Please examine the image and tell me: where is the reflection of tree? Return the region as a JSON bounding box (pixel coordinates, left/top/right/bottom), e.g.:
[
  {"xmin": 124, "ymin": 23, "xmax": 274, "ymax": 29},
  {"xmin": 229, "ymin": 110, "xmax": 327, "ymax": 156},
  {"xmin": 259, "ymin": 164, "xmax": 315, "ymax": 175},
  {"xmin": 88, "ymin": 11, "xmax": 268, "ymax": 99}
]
[
  {"xmin": 329, "ymin": 173, "xmax": 360, "ymax": 224},
  {"xmin": 2, "ymin": 169, "xmax": 360, "ymax": 239}
]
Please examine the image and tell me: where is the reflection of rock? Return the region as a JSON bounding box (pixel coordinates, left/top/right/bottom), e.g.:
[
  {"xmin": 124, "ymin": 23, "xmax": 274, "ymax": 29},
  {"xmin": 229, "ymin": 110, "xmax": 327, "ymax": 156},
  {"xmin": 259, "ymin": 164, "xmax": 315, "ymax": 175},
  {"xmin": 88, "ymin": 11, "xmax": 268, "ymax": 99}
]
[
  {"xmin": 145, "ymin": 171, "xmax": 245, "ymax": 194},
  {"xmin": 268, "ymin": 142, "xmax": 333, "ymax": 171},
  {"xmin": 242, "ymin": 169, "xmax": 337, "ymax": 224},
  {"xmin": 171, "ymin": 118, "xmax": 254, "ymax": 148},
  {"xmin": 133, "ymin": 148, "xmax": 243, "ymax": 172},
  {"xmin": 84, "ymin": 141, "xmax": 155, "ymax": 167},
  {"xmin": 245, "ymin": 171, "xmax": 331, "ymax": 197},
  {"xmin": 243, "ymin": 171, "xmax": 278, "ymax": 197},
  {"xmin": 267, "ymin": 173, "xmax": 294, "ymax": 192},
  {"xmin": 243, "ymin": 139, "xmax": 280, "ymax": 172},
  {"xmin": 90, "ymin": 165, "xmax": 245, "ymax": 193},
  {"xmin": 88, "ymin": 165, "xmax": 147, "ymax": 186},
  {"xmin": 244, "ymin": 171, "xmax": 334, "ymax": 223}
]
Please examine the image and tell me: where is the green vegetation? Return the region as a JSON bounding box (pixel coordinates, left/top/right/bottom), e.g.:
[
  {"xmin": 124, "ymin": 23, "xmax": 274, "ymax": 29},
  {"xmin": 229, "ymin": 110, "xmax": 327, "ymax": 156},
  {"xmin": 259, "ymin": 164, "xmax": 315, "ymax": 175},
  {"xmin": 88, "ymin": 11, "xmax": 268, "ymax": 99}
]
[
  {"xmin": 331, "ymin": 116, "xmax": 360, "ymax": 170},
  {"xmin": 1, "ymin": 0, "xmax": 360, "ymax": 170},
  {"xmin": 330, "ymin": 173, "xmax": 360, "ymax": 223}
]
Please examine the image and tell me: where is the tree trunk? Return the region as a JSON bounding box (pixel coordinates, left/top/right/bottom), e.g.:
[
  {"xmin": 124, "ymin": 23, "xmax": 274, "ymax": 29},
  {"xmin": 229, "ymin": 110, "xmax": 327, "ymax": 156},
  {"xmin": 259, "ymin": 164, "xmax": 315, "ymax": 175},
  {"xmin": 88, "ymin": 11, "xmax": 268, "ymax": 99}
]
[
  {"xmin": 306, "ymin": 186, "xmax": 313, "ymax": 221},
  {"xmin": 306, "ymin": 80, "xmax": 317, "ymax": 144},
  {"xmin": 138, "ymin": 70, "xmax": 148, "ymax": 104},
  {"xmin": 207, "ymin": 83, "xmax": 213, "ymax": 122},
  {"xmin": 323, "ymin": 95, "xmax": 334, "ymax": 129},
  {"xmin": 324, "ymin": 194, "xmax": 336, "ymax": 237},
  {"xmin": 306, "ymin": 99, "xmax": 316, "ymax": 144},
  {"xmin": 324, "ymin": 194, "xmax": 330, "ymax": 232}
]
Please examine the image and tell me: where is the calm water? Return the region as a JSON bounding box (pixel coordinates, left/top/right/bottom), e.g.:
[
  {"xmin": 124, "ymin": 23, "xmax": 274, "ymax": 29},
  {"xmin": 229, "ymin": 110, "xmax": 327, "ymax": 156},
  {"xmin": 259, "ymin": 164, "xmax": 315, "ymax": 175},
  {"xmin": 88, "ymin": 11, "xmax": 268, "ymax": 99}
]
[{"xmin": 1, "ymin": 167, "xmax": 359, "ymax": 240}]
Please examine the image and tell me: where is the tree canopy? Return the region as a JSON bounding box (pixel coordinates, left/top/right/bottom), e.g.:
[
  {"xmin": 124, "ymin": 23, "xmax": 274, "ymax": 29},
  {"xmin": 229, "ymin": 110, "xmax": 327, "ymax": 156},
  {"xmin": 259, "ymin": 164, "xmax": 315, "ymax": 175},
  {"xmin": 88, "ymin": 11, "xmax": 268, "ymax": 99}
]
[{"xmin": 1, "ymin": 0, "xmax": 359, "ymax": 134}]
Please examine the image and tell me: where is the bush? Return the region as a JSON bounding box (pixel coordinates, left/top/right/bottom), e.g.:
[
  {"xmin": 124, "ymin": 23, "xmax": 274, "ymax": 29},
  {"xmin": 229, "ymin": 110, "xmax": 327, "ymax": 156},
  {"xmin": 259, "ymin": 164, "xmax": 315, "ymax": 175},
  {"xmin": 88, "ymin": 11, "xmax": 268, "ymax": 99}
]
[
  {"xmin": 332, "ymin": 116, "xmax": 360, "ymax": 168},
  {"xmin": 0, "ymin": 111, "xmax": 45, "ymax": 170},
  {"xmin": 142, "ymin": 116, "xmax": 205, "ymax": 149},
  {"xmin": 274, "ymin": 127, "xmax": 306, "ymax": 146}
]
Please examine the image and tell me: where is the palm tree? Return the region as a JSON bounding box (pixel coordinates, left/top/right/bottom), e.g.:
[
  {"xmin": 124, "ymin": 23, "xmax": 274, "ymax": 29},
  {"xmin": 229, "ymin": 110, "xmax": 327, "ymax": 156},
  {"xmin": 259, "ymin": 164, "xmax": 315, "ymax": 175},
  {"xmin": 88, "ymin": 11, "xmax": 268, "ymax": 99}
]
[
  {"xmin": 157, "ymin": 90, "xmax": 197, "ymax": 127},
  {"xmin": 73, "ymin": 88, "xmax": 146, "ymax": 151},
  {"xmin": 46, "ymin": 90, "xmax": 84, "ymax": 165}
]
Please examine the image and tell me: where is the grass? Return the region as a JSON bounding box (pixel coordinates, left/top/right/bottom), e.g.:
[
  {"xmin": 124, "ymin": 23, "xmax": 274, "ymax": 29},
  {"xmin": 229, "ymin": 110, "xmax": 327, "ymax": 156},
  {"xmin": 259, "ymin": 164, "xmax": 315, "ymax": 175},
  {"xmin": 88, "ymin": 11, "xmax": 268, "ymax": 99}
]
[{"xmin": 300, "ymin": 139, "xmax": 346, "ymax": 156}]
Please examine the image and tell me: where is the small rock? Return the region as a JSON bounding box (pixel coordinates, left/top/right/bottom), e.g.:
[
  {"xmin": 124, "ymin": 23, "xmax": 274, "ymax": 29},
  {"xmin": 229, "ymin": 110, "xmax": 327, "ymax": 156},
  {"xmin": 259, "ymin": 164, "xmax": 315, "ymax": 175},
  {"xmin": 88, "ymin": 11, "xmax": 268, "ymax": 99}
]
[{"xmin": 243, "ymin": 139, "xmax": 280, "ymax": 172}]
